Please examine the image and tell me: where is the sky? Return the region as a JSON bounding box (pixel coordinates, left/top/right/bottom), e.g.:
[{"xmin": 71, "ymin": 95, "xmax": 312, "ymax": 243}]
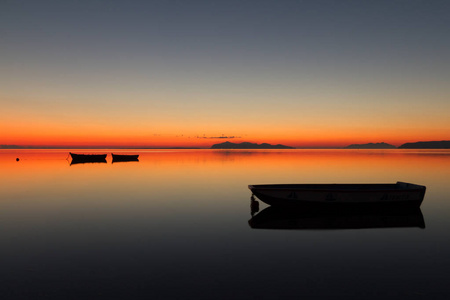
[{"xmin": 1, "ymin": 0, "xmax": 449, "ymax": 148}]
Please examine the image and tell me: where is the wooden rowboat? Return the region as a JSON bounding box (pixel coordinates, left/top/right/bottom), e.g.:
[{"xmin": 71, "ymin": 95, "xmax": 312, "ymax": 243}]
[
  {"xmin": 248, "ymin": 182, "xmax": 426, "ymax": 208},
  {"xmin": 69, "ymin": 152, "xmax": 107, "ymax": 164}
]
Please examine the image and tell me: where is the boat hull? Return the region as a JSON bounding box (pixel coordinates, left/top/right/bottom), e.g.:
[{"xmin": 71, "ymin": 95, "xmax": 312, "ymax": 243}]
[
  {"xmin": 69, "ymin": 152, "xmax": 107, "ymax": 164},
  {"xmin": 249, "ymin": 182, "xmax": 426, "ymax": 208}
]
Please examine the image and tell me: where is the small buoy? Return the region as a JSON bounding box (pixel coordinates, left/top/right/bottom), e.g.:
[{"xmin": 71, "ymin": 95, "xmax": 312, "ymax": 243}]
[{"xmin": 16, "ymin": 158, "xmax": 20, "ymax": 161}]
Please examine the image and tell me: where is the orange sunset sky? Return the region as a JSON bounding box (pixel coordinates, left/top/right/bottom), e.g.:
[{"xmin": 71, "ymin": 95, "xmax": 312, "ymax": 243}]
[{"xmin": 1, "ymin": 1, "xmax": 449, "ymax": 148}]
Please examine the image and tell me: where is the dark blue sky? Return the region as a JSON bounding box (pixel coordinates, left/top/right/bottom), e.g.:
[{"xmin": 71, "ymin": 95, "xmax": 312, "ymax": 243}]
[{"xmin": 1, "ymin": 0, "xmax": 450, "ymax": 146}]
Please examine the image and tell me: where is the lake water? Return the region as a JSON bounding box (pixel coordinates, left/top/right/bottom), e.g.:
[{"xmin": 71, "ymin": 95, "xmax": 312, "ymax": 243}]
[{"xmin": 1, "ymin": 149, "xmax": 449, "ymax": 299}]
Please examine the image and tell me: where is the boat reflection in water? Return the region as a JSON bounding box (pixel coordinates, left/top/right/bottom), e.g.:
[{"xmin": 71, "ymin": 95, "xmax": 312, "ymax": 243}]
[
  {"xmin": 249, "ymin": 198, "xmax": 425, "ymax": 230},
  {"xmin": 70, "ymin": 159, "xmax": 107, "ymax": 165}
]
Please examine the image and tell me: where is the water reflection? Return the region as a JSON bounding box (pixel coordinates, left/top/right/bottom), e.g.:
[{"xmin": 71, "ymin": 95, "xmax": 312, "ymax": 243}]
[
  {"xmin": 249, "ymin": 200, "xmax": 425, "ymax": 230},
  {"xmin": 1, "ymin": 149, "xmax": 449, "ymax": 299},
  {"xmin": 69, "ymin": 158, "xmax": 107, "ymax": 165}
]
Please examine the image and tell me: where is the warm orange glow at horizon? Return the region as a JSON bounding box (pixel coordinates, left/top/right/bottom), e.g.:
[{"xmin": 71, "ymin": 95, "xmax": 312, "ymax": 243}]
[
  {"xmin": 2, "ymin": 101, "xmax": 449, "ymax": 148},
  {"xmin": 2, "ymin": 129, "xmax": 449, "ymax": 149}
]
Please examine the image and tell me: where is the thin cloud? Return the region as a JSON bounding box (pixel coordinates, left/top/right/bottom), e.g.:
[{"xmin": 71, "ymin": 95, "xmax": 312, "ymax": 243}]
[{"xmin": 196, "ymin": 135, "xmax": 241, "ymax": 139}]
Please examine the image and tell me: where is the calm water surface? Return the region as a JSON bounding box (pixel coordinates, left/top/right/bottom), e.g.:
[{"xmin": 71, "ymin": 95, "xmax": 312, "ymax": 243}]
[{"xmin": 1, "ymin": 149, "xmax": 449, "ymax": 299}]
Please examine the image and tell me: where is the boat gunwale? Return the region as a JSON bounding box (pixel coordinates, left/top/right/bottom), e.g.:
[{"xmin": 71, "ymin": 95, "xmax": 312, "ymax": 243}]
[
  {"xmin": 111, "ymin": 153, "xmax": 139, "ymax": 157},
  {"xmin": 248, "ymin": 183, "xmax": 425, "ymax": 193},
  {"xmin": 249, "ymin": 187, "xmax": 425, "ymax": 193}
]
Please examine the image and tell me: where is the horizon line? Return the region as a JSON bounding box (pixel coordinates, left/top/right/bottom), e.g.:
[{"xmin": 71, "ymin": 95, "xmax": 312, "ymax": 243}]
[{"xmin": 2, "ymin": 140, "xmax": 449, "ymax": 150}]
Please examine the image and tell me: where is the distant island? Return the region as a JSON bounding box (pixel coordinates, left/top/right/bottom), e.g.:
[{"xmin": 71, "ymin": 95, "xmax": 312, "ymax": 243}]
[
  {"xmin": 345, "ymin": 142, "xmax": 396, "ymax": 149},
  {"xmin": 211, "ymin": 141, "xmax": 294, "ymax": 149},
  {"xmin": 398, "ymin": 141, "xmax": 450, "ymax": 149}
]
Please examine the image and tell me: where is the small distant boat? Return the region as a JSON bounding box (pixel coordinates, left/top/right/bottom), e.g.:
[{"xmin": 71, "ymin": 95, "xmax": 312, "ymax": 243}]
[
  {"xmin": 248, "ymin": 182, "xmax": 426, "ymax": 208},
  {"xmin": 111, "ymin": 153, "xmax": 139, "ymax": 162},
  {"xmin": 69, "ymin": 152, "xmax": 107, "ymax": 164}
]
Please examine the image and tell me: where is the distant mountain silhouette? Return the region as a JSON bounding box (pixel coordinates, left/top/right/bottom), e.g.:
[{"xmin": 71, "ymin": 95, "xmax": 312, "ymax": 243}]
[
  {"xmin": 211, "ymin": 141, "xmax": 294, "ymax": 149},
  {"xmin": 398, "ymin": 141, "xmax": 450, "ymax": 149},
  {"xmin": 345, "ymin": 142, "xmax": 396, "ymax": 149}
]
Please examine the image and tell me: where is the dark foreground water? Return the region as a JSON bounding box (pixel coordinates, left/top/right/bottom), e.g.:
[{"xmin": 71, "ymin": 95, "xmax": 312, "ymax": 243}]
[{"xmin": 1, "ymin": 149, "xmax": 449, "ymax": 299}]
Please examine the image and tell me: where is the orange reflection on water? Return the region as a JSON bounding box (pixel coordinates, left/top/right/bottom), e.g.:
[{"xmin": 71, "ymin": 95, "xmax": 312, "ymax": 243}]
[
  {"xmin": 1, "ymin": 149, "xmax": 450, "ymax": 213},
  {"xmin": 2, "ymin": 149, "xmax": 450, "ymax": 178},
  {"xmin": 2, "ymin": 149, "xmax": 449, "ymax": 186}
]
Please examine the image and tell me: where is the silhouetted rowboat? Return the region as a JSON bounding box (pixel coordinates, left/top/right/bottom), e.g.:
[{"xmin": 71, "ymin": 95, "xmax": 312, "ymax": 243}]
[
  {"xmin": 69, "ymin": 152, "xmax": 107, "ymax": 164},
  {"xmin": 249, "ymin": 182, "xmax": 426, "ymax": 208},
  {"xmin": 111, "ymin": 153, "xmax": 139, "ymax": 162}
]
